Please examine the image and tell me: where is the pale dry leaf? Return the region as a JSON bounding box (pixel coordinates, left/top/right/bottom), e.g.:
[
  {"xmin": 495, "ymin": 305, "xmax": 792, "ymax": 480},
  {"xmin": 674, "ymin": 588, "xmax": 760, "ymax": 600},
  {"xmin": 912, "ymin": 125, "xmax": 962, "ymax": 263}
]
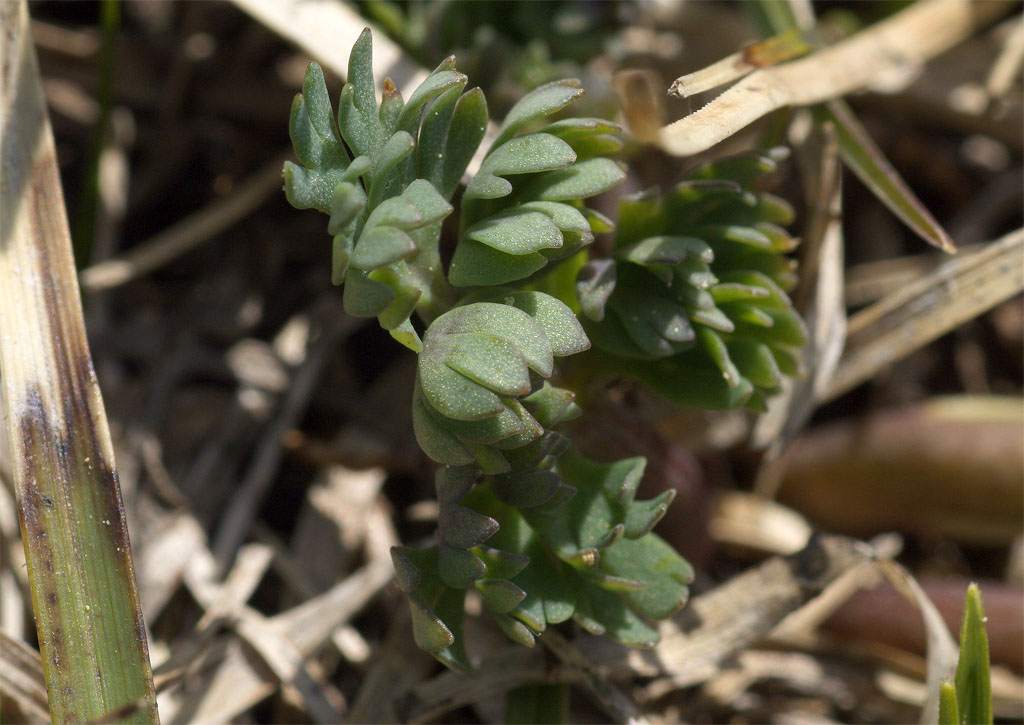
[{"xmin": 654, "ymin": 0, "xmax": 1010, "ymax": 156}]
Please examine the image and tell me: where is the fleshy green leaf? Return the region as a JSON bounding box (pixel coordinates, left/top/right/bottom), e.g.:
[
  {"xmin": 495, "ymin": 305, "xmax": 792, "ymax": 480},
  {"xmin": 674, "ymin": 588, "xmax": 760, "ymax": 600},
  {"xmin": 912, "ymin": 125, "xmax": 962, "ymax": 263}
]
[
  {"xmin": 449, "ymin": 239, "xmax": 548, "ymax": 287},
  {"xmin": 508, "ymin": 291, "xmax": 590, "ymax": 357},
  {"xmin": 938, "ymin": 680, "xmax": 960, "ymax": 725},
  {"xmin": 600, "ymin": 533, "xmax": 693, "ymax": 620},
  {"xmin": 438, "ymin": 88, "xmax": 489, "ymax": 198},
  {"xmin": 351, "ymin": 226, "xmax": 416, "ymax": 269},
  {"xmin": 493, "ymin": 79, "xmax": 584, "ymax": 147},
  {"xmin": 443, "ymin": 332, "xmax": 532, "ymax": 397},
  {"xmin": 466, "ymin": 133, "xmax": 577, "ymax": 201},
  {"xmin": 577, "ymin": 259, "xmax": 617, "ymax": 322},
  {"xmin": 529, "ymin": 157, "xmax": 626, "ymax": 201},
  {"xmin": 465, "ymin": 211, "xmax": 563, "ymax": 255}
]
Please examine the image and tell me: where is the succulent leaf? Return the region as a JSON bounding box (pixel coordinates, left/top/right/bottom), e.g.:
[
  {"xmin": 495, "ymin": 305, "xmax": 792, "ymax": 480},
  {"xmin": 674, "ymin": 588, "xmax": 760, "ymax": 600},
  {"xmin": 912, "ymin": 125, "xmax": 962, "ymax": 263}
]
[{"xmin": 580, "ymin": 148, "xmax": 806, "ymax": 410}]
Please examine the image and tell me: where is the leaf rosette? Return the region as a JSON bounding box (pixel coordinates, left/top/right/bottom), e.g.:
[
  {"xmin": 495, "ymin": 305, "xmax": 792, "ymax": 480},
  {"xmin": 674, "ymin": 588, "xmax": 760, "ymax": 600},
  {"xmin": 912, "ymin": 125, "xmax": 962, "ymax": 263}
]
[{"xmin": 578, "ymin": 148, "xmax": 808, "ymax": 411}]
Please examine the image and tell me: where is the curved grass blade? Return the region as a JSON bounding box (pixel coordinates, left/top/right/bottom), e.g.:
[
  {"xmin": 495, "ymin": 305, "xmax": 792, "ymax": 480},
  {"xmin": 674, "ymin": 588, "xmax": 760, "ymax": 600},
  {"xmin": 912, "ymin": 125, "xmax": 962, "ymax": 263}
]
[{"xmin": 818, "ymin": 100, "xmax": 956, "ymax": 253}]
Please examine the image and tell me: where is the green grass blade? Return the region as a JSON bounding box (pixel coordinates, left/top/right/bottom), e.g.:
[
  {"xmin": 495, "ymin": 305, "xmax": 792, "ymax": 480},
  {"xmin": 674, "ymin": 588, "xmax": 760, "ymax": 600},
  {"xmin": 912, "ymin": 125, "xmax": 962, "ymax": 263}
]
[
  {"xmin": 938, "ymin": 679, "xmax": 960, "ymax": 725},
  {"xmin": 954, "ymin": 583, "xmax": 993, "ymax": 725},
  {"xmin": 0, "ymin": 2, "xmax": 159, "ymax": 722}
]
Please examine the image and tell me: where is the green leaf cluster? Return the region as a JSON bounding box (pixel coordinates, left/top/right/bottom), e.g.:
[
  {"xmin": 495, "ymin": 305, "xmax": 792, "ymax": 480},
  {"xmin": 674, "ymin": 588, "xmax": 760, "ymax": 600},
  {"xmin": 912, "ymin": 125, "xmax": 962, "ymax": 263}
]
[
  {"xmin": 283, "ymin": 31, "xmax": 808, "ymax": 672},
  {"xmin": 450, "ymin": 82, "xmax": 625, "ymax": 287},
  {"xmin": 284, "ymin": 29, "xmax": 486, "ymax": 350},
  {"xmin": 392, "ymin": 447, "xmax": 692, "ymax": 672},
  {"xmin": 578, "ymin": 148, "xmax": 808, "ymax": 411}
]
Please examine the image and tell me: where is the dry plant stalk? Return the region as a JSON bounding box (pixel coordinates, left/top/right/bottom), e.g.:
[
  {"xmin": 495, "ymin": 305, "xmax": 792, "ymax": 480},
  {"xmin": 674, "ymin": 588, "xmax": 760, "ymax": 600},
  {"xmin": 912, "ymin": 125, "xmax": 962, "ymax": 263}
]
[
  {"xmin": 826, "ymin": 228, "xmax": 1024, "ymax": 401},
  {"xmin": 657, "ymin": 0, "xmax": 1011, "ymax": 156},
  {"xmin": 0, "ymin": 1, "xmax": 157, "ymax": 721}
]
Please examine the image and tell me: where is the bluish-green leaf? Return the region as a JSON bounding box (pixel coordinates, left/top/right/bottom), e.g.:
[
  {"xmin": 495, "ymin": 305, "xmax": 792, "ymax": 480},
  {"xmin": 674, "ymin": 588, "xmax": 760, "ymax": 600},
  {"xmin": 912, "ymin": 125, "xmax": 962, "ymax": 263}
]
[
  {"xmin": 418, "ymin": 85, "xmax": 462, "ymax": 186},
  {"xmin": 367, "ymin": 131, "xmax": 416, "ymax": 207},
  {"xmin": 530, "ymin": 158, "xmax": 626, "ymax": 201},
  {"xmin": 443, "ymin": 332, "xmax": 532, "ymax": 397},
  {"xmin": 412, "ymin": 385, "xmax": 475, "ymax": 465},
  {"xmin": 282, "ymin": 161, "xmax": 346, "ymax": 213},
  {"xmin": 438, "ymin": 88, "xmax": 488, "ymax": 198},
  {"xmin": 327, "ymin": 182, "xmax": 366, "ymax": 236},
  {"xmin": 378, "ymin": 79, "xmax": 404, "ymax": 136},
  {"xmin": 509, "ymin": 291, "xmax": 590, "ymax": 357},
  {"xmin": 337, "ymin": 29, "xmax": 384, "ymax": 159},
  {"xmin": 342, "ymin": 269, "xmax": 392, "ymax": 316},
  {"xmin": 601, "ymin": 533, "xmax": 692, "ymax": 620},
  {"xmin": 397, "ymin": 67, "xmax": 467, "ymax": 136},
  {"xmin": 449, "ymin": 239, "xmax": 548, "ymax": 287},
  {"xmin": 351, "ymin": 226, "xmax": 416, "ymax": 269},
  {"xmin": 289, "ymin": 63, "xmax": 348, "ymax": 171},
  {"xmin": 430, "ymin": 303, "xmax": 554, "ymax": 377},
  {"xmin": 465, "ymin": 211, "xmax": 563, "ymax": 255},
  {"xmin": 467, "ymin": 134, "xmax": 577, "ymax": 202},
  {"xmin": 577, "ymin": 259, "xmax": 616, "ymax": 322},
  {"xmin": 418, "ymin": 351, "xmax": 505, "ymax": 421},
  {"xmin": 493, "ymin": 79, "xmax": 584, "ymax": 147}
]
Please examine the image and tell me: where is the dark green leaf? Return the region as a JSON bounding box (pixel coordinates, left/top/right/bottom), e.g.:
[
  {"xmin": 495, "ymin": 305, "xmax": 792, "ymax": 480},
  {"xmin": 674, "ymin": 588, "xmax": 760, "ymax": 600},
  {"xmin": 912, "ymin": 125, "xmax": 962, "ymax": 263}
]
[
  {"xmin": 439, "ymin": 504, "xmax": 499, "ymax": 549},
  {"xmin": 439, "ymin": 542, "xmax": 488, "ymax": 588},
  {"xmin": 476, "ymin": 579, "xmax": 527, "ymax": 614}
]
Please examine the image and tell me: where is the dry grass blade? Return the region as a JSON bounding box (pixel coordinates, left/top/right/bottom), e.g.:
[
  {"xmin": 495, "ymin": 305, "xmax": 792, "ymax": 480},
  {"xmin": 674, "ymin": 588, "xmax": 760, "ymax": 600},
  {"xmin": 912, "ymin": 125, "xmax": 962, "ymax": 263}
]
[
  {"xmin": 0, "ymin": 630, "xmax": 50, "ymax": 722},
  {"xmin": 825, "ymin": 228, "xmax": 1024, "ymax": 401},
  {"xmin": 669, "ymin": 27, "xmax": 814, "ymax": 98},
  {"xmin": 0, "ymin": 1, "xmax": 157, "ymax": 721},
  {"xmin": 79, "ymin": 152, "xmax": 287, "ymax": 291},
  {"xmin": 230, "ymin": 0, "xmax": 498, "ymax": 178},
  {"xmin": 577, "ymin": 535, "xmax": 879, "ymax": 688},
  {"xmin": 875, "ymin": 560, "xmax": 959, "ymax": 724},
  {"xmin": 655, "ymin": 0, "xmax": 1011, "ymax": 156},
  {"xmin": 229, "ymin": 0, "xmax": 427, "ymax": 93}
]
